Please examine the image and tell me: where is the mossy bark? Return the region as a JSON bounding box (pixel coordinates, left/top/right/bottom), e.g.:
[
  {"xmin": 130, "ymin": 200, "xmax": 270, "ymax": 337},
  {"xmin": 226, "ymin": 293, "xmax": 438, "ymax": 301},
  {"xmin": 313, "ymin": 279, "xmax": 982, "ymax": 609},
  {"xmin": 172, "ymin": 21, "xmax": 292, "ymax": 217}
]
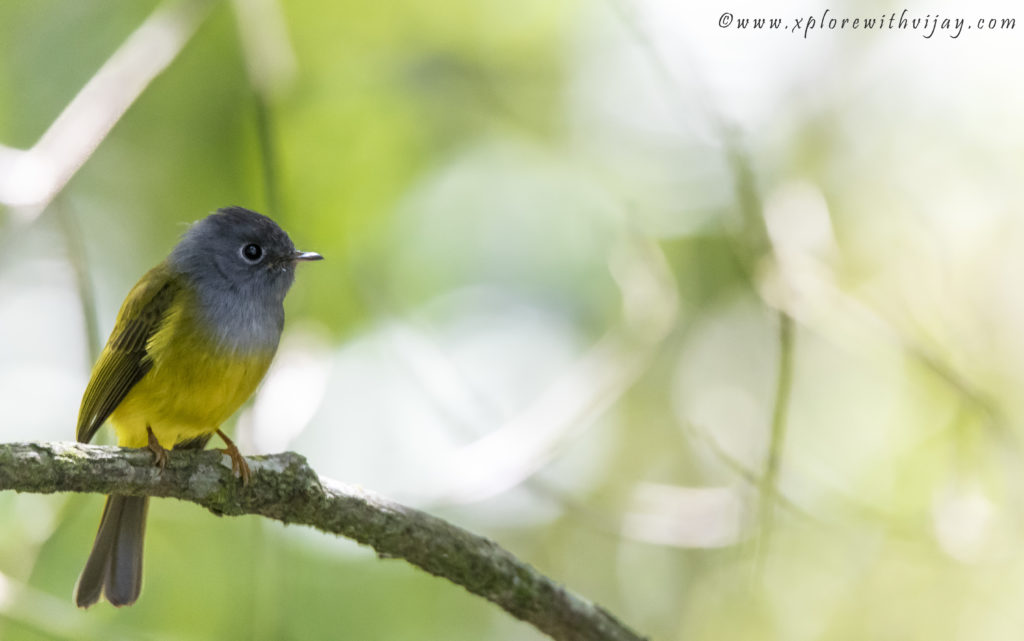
[{"xmin": 0, "ymin": 441, "xmax": 646, "ymax": 641}]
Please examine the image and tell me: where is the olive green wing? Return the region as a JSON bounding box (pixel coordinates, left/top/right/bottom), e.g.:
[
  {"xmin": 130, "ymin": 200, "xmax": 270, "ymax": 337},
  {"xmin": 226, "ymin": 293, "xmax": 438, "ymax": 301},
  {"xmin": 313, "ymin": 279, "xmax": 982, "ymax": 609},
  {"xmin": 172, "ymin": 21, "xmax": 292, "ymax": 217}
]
[{"xmin": 76, "ymin": 267, "xmax": 181, "ymax": 444}]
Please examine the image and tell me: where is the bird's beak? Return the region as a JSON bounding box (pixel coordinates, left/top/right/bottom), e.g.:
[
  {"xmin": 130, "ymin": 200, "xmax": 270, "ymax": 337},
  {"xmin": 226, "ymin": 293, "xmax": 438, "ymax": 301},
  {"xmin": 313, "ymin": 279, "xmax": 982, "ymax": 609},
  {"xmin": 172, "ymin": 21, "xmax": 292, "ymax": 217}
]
[{"xmin": 292, "ymin": 250, "xmax": 324, "ymax": 262}]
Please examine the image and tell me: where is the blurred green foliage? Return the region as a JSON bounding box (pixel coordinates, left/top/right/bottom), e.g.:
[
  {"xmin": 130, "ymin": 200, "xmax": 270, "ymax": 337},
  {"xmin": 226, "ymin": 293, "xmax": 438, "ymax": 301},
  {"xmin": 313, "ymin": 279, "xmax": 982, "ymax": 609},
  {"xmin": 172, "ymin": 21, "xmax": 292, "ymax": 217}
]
[{"xmin": 5, "ymin": 1, "xmax": 1024, "ymax": 640}]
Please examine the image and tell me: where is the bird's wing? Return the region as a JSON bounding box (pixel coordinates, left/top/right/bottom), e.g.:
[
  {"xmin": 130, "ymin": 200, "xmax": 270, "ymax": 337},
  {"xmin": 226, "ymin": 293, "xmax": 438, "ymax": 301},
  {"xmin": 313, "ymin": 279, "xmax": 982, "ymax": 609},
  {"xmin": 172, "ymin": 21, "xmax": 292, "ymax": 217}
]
[{"xmin": 76, "ymin": 267, "xmax": 182, "ymax": 443}]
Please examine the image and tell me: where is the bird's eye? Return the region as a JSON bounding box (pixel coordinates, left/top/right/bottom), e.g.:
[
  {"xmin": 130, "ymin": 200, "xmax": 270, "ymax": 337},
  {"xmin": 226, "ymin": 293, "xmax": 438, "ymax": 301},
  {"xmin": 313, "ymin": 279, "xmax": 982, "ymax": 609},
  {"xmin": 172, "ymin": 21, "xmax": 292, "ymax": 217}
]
[{"xmin": 240, "ymin": 243, "xmax": 264, "ymax": 263}]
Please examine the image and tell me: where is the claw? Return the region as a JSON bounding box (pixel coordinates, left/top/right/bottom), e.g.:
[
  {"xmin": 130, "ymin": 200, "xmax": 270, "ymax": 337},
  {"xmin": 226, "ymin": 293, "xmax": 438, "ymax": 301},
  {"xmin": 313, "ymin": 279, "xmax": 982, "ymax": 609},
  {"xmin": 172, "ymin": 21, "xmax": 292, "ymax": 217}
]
[
  {"xmin": 217, "ymin": 429, "xmax": 251, "ymax": 486},
  {"xmin": 146, "ymin": 426, "xmax": 169, "ymax": 469}
]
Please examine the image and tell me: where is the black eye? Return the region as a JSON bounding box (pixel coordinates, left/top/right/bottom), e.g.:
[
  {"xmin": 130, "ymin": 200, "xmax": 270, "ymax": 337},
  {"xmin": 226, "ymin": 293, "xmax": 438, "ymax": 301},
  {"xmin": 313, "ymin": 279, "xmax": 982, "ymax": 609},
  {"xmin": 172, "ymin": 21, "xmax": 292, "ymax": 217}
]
[{"xmin": 240, "ymin": 243, "xmax": 263, "ymax": 263}]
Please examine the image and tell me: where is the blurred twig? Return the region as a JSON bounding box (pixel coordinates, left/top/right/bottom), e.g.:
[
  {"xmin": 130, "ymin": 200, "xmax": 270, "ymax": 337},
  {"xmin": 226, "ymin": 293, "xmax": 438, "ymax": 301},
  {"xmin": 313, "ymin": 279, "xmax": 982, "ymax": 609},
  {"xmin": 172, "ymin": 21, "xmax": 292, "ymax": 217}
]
[
  {"xmin": 0, "ymin": 441, "xmax": 648, "ymax": 641},
  {"xmin": 683, "ymin": 421, "xmax": 810, "ymax": 521},
  {"xmin": 231, "ymin": 0, "xmax": 296, "ymax": 216},
  {"xmin": 610, "ymin": 0, "xmax": 802, "ymax": 563},
  {"xmin": 54, "ymin": 201, "xmax": 102, "ymax": 363},
  {"xmin": 251, "ymin": 95, "xmax": 282, "ymax": 215},
  {"xmin": 0, "ymin": 0, "xmax": 216, "ymax": 220},
  {"xmin": 753, "ymin": 313, "xmax": 795, "ymax": 577}
]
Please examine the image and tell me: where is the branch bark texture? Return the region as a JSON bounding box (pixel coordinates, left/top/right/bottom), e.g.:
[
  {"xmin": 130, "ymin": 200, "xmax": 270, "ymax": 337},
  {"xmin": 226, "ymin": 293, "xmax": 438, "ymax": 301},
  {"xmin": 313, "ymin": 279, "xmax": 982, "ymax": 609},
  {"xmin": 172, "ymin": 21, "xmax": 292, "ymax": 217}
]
[{"xmin": 0, "ymin": 441, "xmax": 646, "ymax": 641}]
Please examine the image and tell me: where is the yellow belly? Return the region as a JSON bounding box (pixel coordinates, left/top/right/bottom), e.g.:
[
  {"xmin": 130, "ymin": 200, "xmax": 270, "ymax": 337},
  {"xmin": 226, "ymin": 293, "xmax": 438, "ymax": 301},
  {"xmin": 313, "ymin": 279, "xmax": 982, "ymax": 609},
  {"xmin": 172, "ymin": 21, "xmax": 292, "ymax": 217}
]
[{"xmin": 110, "ymin": 328, "xmax": 275, "ymax": 449}]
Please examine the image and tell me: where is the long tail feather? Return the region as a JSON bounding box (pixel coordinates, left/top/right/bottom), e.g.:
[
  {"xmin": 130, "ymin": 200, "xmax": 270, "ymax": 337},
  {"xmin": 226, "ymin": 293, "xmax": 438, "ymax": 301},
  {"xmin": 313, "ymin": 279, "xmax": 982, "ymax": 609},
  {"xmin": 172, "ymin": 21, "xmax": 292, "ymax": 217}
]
[{"xmin": 74, "ymin": 495, "xmax": 149, "ymax": 608}]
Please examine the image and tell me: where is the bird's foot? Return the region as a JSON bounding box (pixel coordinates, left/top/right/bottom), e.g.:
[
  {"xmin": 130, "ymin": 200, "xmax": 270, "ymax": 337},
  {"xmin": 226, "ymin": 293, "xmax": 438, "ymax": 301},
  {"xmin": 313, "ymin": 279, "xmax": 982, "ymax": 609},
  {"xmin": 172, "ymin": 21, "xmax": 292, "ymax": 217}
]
[
  {"xmin": 146, "ymin": 426, "xmax": 169, "ymax": 469},
  {"xmin": 217, "ymin": 428, "xmax": 251, "ymax": 486}
]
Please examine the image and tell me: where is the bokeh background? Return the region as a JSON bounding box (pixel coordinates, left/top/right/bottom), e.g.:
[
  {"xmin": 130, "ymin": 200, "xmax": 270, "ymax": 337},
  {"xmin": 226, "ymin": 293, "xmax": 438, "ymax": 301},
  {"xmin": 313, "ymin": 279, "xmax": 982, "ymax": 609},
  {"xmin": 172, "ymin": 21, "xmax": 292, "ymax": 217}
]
[{"xmin": 3, "ymin": 0, "xmax": 1024, "ymax": 639}]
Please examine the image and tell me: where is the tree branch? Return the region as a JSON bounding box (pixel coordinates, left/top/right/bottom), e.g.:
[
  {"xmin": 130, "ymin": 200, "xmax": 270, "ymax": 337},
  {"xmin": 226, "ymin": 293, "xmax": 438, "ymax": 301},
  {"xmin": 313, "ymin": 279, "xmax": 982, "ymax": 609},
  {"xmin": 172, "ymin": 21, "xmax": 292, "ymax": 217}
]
[{"xmin": 0, "ymin": 441, "xmax": 646, "ymax": 641}]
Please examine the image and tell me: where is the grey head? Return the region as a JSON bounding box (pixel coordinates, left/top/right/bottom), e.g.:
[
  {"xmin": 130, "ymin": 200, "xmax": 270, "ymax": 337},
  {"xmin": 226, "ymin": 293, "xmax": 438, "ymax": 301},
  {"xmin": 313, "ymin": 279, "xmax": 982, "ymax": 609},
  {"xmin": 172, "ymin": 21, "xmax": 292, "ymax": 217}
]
[{"xmin": 168, "ymin": 206, "xmax": 322, "ymax": 351}]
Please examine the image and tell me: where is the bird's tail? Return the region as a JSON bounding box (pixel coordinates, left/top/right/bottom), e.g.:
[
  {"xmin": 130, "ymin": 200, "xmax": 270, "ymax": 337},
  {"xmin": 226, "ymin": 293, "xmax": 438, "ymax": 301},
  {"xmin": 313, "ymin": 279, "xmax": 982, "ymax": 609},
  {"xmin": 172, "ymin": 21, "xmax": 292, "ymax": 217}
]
[{"xmin": 74, "ymin": 495, "xmax": 149, "ymax": 608}]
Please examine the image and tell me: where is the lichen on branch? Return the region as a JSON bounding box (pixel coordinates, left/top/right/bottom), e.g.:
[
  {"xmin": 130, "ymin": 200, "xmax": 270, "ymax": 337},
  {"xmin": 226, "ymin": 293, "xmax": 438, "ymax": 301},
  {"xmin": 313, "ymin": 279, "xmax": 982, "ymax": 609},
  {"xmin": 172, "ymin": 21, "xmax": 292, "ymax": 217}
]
[{"xmin": 0, "ymin": 441, "xmax": 646, "ymax": 641}]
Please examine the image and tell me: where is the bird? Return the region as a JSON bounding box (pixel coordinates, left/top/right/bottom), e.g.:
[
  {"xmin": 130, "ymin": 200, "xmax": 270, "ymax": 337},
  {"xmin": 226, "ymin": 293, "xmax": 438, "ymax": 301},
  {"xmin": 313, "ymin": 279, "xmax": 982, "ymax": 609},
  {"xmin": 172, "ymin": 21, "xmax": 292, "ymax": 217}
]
[{"xmin": 73, "ymin": 206, "xmax": 322, "ymax": 608}]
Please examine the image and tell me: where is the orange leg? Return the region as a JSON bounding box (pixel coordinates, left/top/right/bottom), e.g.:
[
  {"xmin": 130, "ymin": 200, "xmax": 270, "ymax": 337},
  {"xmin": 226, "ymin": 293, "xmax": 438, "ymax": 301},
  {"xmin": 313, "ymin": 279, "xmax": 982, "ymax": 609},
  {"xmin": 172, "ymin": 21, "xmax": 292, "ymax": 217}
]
[
  {"xmin": 217, "ymin": 429, "xmax": 251, "ymax": 486},
  {"xmin": 146, "ymin": 426, "xmax": 169, "ymax": 469}
]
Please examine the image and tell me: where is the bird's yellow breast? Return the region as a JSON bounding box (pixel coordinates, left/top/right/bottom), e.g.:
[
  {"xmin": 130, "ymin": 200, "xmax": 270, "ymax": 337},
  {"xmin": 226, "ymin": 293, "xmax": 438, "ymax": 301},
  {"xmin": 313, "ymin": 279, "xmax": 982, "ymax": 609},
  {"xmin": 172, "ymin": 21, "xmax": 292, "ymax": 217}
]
[{"xmin": 108, "ymin": 297, "xmax": 276, "ymax": 449}]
